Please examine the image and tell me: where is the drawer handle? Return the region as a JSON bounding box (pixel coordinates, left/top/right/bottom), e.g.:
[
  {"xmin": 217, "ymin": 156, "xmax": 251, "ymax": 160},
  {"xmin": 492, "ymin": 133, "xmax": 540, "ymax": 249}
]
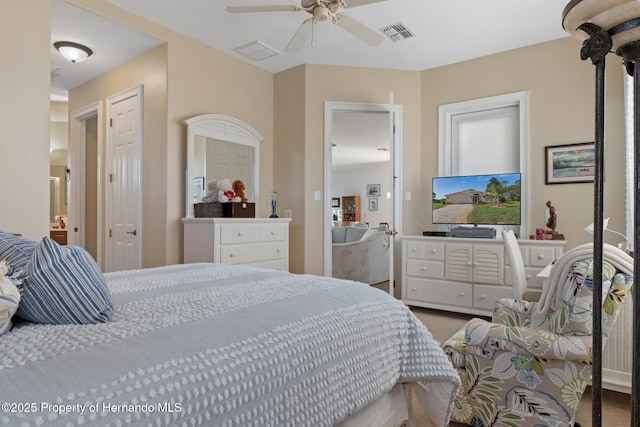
[
  {"xmin": 276, "ymin": 249, "xmax": 281, "ymax": 253},
  {"xmin": 420, "ymin": 266, "xmax": 426, "ymax": 271},
  {"xmin": 229, "ymin": 253, "xmax": 235, "ymax": 258},
  {"xmin": 459, "ymin": 292, "xmax": 465, "ymax": 297},
  {"xmin": 526, "ymin": 274, "xmax": 531, "ymax": 279},
  {"xmin": 270, "ymin": 231, "xmax": 276, "ymax": 235},
  {"xmin": 237, "ymin": 232, "xmax": 243, "ymax": 237},
  {"xmin": 412, "ymin": 287, "xmax": 417, "ymax": 291},
  {"xmin": 431, "ymin": 249, "xmax": 437, "ymax": 253},
  {"xmin": 480, "ymin": 294, "xmax": 486, "ymax": 299},
  {"xmin": 537, "ymin": 254, "xmax": 545, "ymax": 259},
  {"xmin": 411, "ymin": 248, "xmax": 417, "ymax": 252}
]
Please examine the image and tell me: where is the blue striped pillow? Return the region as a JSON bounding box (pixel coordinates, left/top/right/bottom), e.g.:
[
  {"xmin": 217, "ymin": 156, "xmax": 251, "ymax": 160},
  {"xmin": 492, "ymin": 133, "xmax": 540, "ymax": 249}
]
[
  {"xmin": 0, "ymin": 231, "xmax": 36, "ymax": 273},
  {"xmin": 17, "ymin": 237, "xmax": 113, "ymax": 324}
]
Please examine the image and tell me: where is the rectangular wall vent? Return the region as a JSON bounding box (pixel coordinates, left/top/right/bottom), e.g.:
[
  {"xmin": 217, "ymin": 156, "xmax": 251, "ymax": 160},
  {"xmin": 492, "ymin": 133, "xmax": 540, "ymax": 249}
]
[{"xmin": 380, "ymin": 22, "xmax": 415, "ymax": 42}]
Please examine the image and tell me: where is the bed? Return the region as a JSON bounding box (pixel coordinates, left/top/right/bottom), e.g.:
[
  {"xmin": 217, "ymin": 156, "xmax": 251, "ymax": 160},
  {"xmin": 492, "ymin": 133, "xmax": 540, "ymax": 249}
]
[{"xmin": 0, "ymin": 234, "xmax": 459, "ymax": 427}]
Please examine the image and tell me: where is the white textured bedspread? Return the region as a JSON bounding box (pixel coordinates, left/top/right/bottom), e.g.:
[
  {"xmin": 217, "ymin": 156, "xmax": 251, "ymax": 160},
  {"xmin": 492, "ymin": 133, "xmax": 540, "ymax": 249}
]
[{"xmin": 0, "ymin": 263, "xmax": 458, "ymax": 426}]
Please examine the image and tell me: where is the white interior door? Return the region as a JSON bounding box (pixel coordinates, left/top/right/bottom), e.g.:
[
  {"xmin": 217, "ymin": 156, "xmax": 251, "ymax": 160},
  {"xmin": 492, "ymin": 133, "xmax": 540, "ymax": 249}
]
[
  {"xmin": 207, "ymin": 139, "xmax": 254, "ymax": 200},
  {"xmin": 106, "ymin": 86, "xmax": 142, "ymax": 272}
]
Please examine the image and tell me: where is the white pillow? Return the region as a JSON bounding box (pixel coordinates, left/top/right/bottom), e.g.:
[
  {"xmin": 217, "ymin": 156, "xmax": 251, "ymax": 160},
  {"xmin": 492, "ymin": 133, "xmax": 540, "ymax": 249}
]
[
  {"xmin": 0, "ymin": 259, "xmax": 22, "ymax": 335},
  {"xmin": 360, "ymin": 228, "xmax": 382, "ymax": 241}
]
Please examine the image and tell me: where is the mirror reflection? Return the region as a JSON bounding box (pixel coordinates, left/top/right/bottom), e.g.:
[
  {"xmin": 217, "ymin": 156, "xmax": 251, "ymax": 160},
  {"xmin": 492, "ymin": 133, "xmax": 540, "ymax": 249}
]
[
  {"xmin": 184, "ymin": 114, "xmax": 262, "ymax": 218},
  {"xmin": 193, "ymin": 136, "xmax": 255, "ymax": 204}
]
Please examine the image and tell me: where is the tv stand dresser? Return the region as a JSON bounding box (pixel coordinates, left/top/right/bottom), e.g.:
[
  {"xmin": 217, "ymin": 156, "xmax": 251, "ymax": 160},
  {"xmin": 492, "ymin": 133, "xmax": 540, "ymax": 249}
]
[{"xmin": 401, "ymin": 235, "xmax": 566, "ymax": 317}]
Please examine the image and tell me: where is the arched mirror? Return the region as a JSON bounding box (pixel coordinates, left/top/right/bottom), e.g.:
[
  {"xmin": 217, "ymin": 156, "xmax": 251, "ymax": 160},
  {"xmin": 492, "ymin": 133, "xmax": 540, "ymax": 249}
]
[{"xmin": 184, "ymin": 114, "xmax": 262, "ymax": 218}]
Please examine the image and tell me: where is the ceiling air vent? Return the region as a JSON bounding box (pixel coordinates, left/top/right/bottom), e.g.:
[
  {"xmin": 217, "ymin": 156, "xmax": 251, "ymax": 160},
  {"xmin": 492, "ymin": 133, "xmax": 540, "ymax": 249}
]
[
  {"xmin": 380, "ymin": 22, "xmax": 415, "ymax": 42},
  {"xmin": 233, "ymin": 41, "xmax": 280, "ymax": 62}
]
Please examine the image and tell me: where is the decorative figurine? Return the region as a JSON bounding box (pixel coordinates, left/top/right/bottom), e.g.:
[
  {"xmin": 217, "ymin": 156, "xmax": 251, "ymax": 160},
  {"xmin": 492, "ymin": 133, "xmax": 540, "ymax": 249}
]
[
  {"xmin": 270, "ymin": 192, "xmax": 278, "ymax": 218},
  {"xmin": 545, "ymin": 200, "xmax": 557, "ymax": 233}
]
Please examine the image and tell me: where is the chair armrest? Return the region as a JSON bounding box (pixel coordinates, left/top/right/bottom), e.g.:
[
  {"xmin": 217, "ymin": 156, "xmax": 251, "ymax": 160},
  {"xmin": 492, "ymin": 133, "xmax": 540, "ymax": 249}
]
[
  {"xmin": 493, "ymin": 298, "xmax": 552, "ymax": 331},
  {"xmin": 465, "ymin": 318, "xmax": 592, "ymax": 361},
  {"xmin": 442, "ymin": 326, "xmax": 467, "ymax": 369}
]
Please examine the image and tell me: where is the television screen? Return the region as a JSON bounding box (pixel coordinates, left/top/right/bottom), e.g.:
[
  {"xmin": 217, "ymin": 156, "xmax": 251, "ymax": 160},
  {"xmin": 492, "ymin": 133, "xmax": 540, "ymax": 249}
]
[{"xmin": 432, "ymin": 172, "xmax": 521, "ymax": 226}]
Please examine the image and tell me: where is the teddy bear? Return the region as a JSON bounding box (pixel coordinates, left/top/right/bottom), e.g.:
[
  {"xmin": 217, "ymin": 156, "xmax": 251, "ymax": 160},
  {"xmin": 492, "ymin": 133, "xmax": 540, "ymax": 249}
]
[
  {"xmin": 217, "ymin": 178, "xmax": 241, "ymax": 203},
  {"xmin": 201, "ymin": 179, "xmax": 219, "ymax": 203},
  {"xmin": 232, "ymin": 179, "xmax": 247, "ymax": 204}
]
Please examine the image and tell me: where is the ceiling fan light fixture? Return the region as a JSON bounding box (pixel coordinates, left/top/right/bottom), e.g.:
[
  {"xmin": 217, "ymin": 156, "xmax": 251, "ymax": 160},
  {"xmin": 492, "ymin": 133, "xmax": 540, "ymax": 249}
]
[
  {"xmin": 54, "ymin": 41, "xmax": 93, "ymax": 63},
  {"xmin": 313, "ymin": 6, "xmax": 330, "ymax": 21}
]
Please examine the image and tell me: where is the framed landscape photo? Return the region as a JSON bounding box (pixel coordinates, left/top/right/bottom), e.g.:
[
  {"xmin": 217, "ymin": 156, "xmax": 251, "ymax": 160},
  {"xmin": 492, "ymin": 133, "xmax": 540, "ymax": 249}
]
[
  {"xmin": 545, "ymin": 142, "xmax": 595, "ymax": 184},
  {"xmin": 367, "ymin": 184, "xmax": 381, "ymax": 197}
]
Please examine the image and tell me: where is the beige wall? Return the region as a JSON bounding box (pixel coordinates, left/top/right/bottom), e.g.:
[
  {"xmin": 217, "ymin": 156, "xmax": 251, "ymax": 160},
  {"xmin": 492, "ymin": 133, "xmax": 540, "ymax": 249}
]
[
  {"xmin": 69, "ymin": 44, "xmax": 169, "ymax": 267},
  {"xmin": 0, "ymin": 1, "xmax": 51, "ymax": 239},
  {"xmin": 164, "ymin": 32, "xmax": 274, "ymax": 265},
  {"xmin": 69, "ymin": 0, "xmax": 274, "ymax": 266},
  {"xmin": 274, "ymin": 65, "xmax": 422, "ymax": 275},
  {"xmin": 274, "ymin": 66, "xmax": 306, "ymax": 273},
  {"xmin": 420, "ymin": 37, "xmax": 625, "ymax": 250}
]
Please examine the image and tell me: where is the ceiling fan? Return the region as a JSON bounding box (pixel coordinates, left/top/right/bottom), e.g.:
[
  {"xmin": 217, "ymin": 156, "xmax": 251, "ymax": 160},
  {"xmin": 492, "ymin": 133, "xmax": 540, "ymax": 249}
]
[{"xmin": 226, "ymin": 0, "xmax": 387, "ymax": 53}]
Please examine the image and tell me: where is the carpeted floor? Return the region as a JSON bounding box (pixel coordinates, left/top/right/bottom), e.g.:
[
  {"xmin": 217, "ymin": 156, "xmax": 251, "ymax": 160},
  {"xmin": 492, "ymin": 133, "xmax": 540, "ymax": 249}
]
[{"xmin": 372, "ymin": 282, "xmax": 632, "ymax": 426}]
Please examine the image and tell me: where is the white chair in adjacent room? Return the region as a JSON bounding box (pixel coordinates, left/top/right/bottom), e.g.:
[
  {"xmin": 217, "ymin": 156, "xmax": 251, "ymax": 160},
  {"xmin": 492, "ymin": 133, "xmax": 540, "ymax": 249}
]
[{"xmin": 502, "ymin": 229, "xmax": 527, "ymax": 300}]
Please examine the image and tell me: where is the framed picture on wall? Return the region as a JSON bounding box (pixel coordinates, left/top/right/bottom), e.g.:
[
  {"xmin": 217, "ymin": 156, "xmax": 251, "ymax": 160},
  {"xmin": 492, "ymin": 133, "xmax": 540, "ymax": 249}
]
[
  {"xmin": 332, "ymin": 197, "xmax": 340, "ymax": 208},
  {"xmin": 369, "ymin": 198, "xmax": 378, "ymax": 211},
  {"xmin": 545, "ymin": 142, "xmax": 595, "ymax": 184},
  {"xmin": 367, "ymin": 184, "xmax": 380, "ymax": 197}
]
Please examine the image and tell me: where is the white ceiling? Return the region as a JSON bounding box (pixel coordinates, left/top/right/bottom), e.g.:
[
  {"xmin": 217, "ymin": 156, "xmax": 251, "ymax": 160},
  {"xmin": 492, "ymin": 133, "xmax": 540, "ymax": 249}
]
[
  {"xmin": 50, "ymin": 0, "xmax": 570, "ymax": 164},
  {"xmin": 101, "ymin": 0, "xmax": 568, "ymax": 74}
]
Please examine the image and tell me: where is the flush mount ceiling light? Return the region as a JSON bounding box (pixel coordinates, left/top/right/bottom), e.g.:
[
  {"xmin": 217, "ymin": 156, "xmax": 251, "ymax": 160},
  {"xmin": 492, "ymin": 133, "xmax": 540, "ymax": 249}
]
[{"xmin": 54, "ymin": 41, "xmax": 93, "ymax": 63}]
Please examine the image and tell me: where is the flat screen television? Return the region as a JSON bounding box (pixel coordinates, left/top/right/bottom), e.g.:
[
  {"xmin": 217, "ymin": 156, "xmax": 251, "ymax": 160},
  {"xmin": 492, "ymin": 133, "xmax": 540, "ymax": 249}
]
[{"xmin": 432, "ymin": 172, "xmax": 521, "ymax": 226}]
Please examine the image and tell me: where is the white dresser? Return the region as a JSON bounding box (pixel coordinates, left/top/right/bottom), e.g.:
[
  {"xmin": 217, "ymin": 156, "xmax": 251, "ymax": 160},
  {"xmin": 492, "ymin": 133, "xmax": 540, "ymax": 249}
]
[
  {"xmin": 401, "ymin": 235, "xmax": 566, "ymax": 317},
  {"xmin": 182, "ymin": 218, "xmax": 291, "ymax": 271}
]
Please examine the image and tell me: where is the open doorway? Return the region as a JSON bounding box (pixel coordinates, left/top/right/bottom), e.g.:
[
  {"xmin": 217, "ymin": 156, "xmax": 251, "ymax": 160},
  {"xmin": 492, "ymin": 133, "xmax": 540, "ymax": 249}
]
[
  {"xmin": 68, "ymin": 101, "xmax": 102, "ymax": 266},
  {"xmin": 323, "ymin": 101, "xmax": 402, "ymax": 296}
]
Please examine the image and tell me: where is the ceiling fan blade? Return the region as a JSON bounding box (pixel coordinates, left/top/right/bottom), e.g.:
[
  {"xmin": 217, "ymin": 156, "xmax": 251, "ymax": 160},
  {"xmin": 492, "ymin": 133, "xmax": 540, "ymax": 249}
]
[
  {"xmin": 285, "ymin": 19, "xmax": 313, "ymax": 53},
  {"xmin": 226, "ymin": 5, "xmax": 300, "ymax": 13},
  {"xmin": 342, "ymin": 0, "xmax": 387, "ymax": 8},
  {"xmin": 334, "ymin": 15, "xmax": 384, "ymax": 46}
]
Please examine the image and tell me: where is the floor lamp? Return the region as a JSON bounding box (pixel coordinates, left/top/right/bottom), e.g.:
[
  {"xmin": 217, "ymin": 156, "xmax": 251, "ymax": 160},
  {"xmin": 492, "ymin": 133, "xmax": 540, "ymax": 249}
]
[{"xmin": 562, "ymin": 2, "xmax": 640, "ymax": 427}]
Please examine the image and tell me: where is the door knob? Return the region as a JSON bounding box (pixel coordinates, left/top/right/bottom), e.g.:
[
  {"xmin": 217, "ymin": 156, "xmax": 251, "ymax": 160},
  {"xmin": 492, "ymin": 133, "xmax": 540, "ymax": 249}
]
[{"xmin": 127, "ymin": 229, "xmax": 137, "ymax": 236}]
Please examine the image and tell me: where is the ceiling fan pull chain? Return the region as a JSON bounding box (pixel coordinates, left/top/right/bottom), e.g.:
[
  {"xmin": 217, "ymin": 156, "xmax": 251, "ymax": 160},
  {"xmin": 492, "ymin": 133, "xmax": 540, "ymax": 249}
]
[{"xmin": 312, "ymin": 19, "xmax": 316, "ymax": 47}]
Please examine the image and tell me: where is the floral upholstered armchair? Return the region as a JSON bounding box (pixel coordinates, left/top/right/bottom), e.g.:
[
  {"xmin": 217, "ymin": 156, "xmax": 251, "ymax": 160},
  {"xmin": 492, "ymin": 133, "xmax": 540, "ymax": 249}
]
[{"xmin": 442, "ymin": 244, "xmax": 633, "ymax": 427}]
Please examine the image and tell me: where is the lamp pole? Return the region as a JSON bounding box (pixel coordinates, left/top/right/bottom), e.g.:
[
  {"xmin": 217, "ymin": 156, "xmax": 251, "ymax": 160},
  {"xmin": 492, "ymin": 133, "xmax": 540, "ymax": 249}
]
[{"xmin": 563, "ymin": 2, "xmax": 640, "ymax": 426}]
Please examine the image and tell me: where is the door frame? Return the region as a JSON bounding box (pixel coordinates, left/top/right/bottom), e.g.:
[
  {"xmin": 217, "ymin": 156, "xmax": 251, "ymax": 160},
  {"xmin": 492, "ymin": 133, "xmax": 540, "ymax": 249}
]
[
  {"xmin": 69, "ymin": 100, "xmax": 103, "ymax": 266},
  {"xmin": 323, "ymin": 101, "xmax": 403, "ymax": 295},
  {"xmin": 105, "ymin": 85, "xmax": 143, "ymax": 272}
]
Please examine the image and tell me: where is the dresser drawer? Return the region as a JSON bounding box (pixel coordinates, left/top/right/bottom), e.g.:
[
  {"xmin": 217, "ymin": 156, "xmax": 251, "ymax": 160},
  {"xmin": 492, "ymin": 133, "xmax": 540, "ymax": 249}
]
[
  {"xmin": 405, "ymin": 241, "xmax": 445, "ymax": 261},
  {"xmin": 504, "ymin": 266, "xmax": 545, "ymax": 290},
  {"xmin": 405, "ymin": 277, "xmax": 472, "ymax": 307},
  {"xmin": 405, "ymin": 241, "xmax": 425, "ymax": 259},
  {"xmin": 247, "ymin": 258, "xmax": 288, "ymax": 271},
  {"xmin": 528, "ymin": 246, "xmax": 556, "ymax": 267},
  {"xmin": 473, "ymin": 284, "xmax": 512, "ymax": 311},
  {"xmin": 406, "ymin": 259, "xmax": 444, "ymax": 279},
  {"xmin": 220, "ymin": 242, "xmax": 287, "ymax": 265},
  {"xmin": 220, "ymin": 224, "xmax": 257, "ymax": 245},
  {"xmin": 256, "ymin": 223, "xmax": 287, "ymax": 242}
]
